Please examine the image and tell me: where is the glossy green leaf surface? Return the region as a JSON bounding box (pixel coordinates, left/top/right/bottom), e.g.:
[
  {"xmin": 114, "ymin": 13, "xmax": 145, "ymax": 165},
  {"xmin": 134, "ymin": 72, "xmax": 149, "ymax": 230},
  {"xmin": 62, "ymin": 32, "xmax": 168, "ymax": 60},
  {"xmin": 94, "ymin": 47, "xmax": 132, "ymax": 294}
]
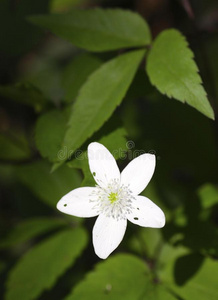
[
  {"xmin": 61, "ymin": 49, "xmax": 145, "ymax": 161},
  {"xmin": 146, "ymin": 29, "xmax": 214, "ymax": 119}
]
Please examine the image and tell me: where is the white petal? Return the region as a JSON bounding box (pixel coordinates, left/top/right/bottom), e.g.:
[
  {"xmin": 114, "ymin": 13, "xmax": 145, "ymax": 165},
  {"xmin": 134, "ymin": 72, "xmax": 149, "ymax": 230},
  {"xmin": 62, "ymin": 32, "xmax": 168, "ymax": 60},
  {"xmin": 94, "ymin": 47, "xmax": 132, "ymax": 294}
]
[
  {"xmin": 93, "ymin": 214, "xmax": 127, "ymax": 259},
  {"xmin": 57, "ymin": 187, "xmax": 99, "ymax": 217},
  {"xmin": 121, "ymin": 153, "xmax": 155, "ymax": 195},
  {"xmin": 127, "ymin": 196, "xmax": 165, "ymax": 228},
  {"xmin": 88, "ymin": 142, "xmax": 120, "ymax": 188}
]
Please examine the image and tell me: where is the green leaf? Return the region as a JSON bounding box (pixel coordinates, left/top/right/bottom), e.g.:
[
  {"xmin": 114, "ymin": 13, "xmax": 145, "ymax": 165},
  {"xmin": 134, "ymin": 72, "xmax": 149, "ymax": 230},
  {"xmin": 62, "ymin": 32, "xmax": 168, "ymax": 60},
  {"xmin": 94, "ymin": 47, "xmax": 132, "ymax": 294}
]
[
  {"xmin": 174, "ymin": 257, "xmax": 218, "ymax": 300},
  {"xmin": 0, "ymin": 133, "xmax": 31, "ymax": 161},
  {"xmin": 29, "ymin": 8, "xmax": 151, "ymax": 52},
  {"xmin": 0, "ymin": 217, "xmax": 66, "ymax": 249},
  {"xmin": 161, "ymin": 251, "xmax": 218, "ymax": 300},
  {"xmin": 145, "ymin": 286, "xmax": 179, "ymax": 300},
  {"xmin": 35, "ymin": 109, "xmax": 70, "ymax": 162},
  {"xmin": 6, "ymin": 228, "xmax": 88, "ymax": 300},
  {"xmin": 60, "ymin": 49, "xmax": 145, "ymax": 161},
  {"xmin": 0, "ymin": 83, "xmax": 47, "ymax": 112},
  {"xmin": 198, "ymin": 183, "xmax": 218, "ymax": 209},
  {"xmin": 158, "ymin": 244, "xmax": 190, "ymax": 283},
  {"xmin": 146, "ymin": 29, "xmax": 214, "ymax": 119},
  {"xmin": 64, "ymin": 254, "xmax": 150, "ymax": 300},
  {"xmin": 15, "ymin": 160, "xmax": 81, "ymax": 207},
  {"xmin": 62, "ymin": 53, "xmax": 102, "ymax": 102},
  {"xmin": 128, "ymin": 227, "xmax": 163, "ymax": 259},
  {"xmin": 22, "ymin": 54, "xmax": 64, "ymax": 105}
]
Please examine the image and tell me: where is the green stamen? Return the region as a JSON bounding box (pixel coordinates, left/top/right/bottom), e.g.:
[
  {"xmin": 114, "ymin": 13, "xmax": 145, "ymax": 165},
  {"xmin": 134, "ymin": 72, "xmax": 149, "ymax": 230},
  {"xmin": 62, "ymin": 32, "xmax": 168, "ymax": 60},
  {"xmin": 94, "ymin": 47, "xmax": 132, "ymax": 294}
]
[{"xmin": 108, "ymin": 192, "xmax": 118, "ymax": 204}]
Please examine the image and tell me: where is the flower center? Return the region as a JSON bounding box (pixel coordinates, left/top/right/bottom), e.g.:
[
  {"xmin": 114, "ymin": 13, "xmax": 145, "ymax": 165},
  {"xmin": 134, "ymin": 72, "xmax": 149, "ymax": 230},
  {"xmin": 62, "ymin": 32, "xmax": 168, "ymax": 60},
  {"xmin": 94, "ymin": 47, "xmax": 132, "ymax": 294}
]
[
  {"xmin": 90, "ymin": 179, "xmax": 135, "ymax": 220},
  {"xmin": 108, "ymin": 192, "xmax": 118, "ymax": 204}
]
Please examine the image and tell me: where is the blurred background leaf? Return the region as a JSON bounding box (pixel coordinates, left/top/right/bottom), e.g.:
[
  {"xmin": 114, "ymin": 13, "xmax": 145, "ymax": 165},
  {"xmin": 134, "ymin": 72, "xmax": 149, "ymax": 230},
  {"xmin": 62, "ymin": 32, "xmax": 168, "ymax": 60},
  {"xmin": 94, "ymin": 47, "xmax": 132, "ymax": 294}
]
[
  {"xmin": 35, "ymin": 109, "xmax": 70, "ymax": 162},
  {"xmin": 0, "ymin": 217, "xmax": 67, "ymax": 249},
  {"xmin": 0, "ymin": 132, "xmax": 31, "ymax": 162},
  {"xmin": 0, "ymin": 83, "xmax": 48, "ymax": 112},
  {"xmin": 160, "ymin": 250, "xmax": 218, "ymax": 300},
  {"xmin": 29, "ymin": 8, "xmax": 151, "ymax": 52},
  {"xmin": 15, "ymin": 161, "xmax": 82, "ymax": 207},
  {"xmin": 6, "ymin": 228, "xmax": 88, "ymax": 300},
  {"xmin": 64, "ymin": 254, "xmax": 150, "ymax": 300},
  {"xmin": 198, "ymin": 183, "xmax": 218, "ymax": 209}
]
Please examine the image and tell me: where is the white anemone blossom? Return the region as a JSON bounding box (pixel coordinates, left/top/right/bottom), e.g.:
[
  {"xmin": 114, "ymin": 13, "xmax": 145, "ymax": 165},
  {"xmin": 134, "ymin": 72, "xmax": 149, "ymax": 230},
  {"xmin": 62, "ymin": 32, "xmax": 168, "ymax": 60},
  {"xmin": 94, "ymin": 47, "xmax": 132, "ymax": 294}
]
[{"xmin": 57, "ymin": 142, "xmax": 165, "ymax": 259}]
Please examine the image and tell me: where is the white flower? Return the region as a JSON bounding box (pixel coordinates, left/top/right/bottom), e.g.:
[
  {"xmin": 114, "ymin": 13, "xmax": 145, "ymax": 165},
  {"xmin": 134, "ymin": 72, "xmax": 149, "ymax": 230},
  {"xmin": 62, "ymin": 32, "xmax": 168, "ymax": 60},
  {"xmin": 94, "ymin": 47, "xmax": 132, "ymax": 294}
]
[{"xmin": 57, "ymin": 142, "xmax": 165, "ymax": 259}]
